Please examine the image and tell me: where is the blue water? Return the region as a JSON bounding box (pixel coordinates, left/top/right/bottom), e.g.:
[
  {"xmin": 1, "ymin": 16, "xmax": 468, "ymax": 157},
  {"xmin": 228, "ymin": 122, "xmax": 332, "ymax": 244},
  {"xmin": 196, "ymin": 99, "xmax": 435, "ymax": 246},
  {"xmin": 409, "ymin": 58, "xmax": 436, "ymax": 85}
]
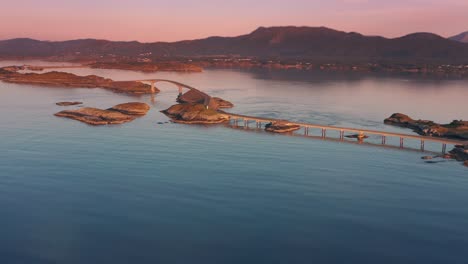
[{"xmin": 0, "ymin": 65, "xmax": 467, "ymax": 263}]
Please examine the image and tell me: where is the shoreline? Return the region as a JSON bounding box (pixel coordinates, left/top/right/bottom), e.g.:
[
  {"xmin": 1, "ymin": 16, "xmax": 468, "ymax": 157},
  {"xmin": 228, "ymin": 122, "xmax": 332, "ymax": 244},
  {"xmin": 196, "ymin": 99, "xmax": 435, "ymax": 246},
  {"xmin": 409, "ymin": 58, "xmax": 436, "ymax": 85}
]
[{"xmin": 2, "ymin": 58, "xmax": 468, "ymax": 78}]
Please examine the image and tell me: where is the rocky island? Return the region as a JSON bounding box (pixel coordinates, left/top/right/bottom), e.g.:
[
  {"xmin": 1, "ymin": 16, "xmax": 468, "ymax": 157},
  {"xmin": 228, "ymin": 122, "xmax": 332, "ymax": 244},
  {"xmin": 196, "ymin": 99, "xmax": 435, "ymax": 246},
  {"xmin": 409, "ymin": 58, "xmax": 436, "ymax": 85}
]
[
  {"xmin": 162, "ymin": 87, "xmax": 234, "ymax": 124},
  {"xmin": 55, "ymin": 102, "xmax": 150, "ymax": 125},
  {"xmin": 0, "ymin": 68, "xmax": 157, "ymax": 95},
  {"xmin": 56, "ymin": 101, "xmax": 83, "ymax": 106},
  {"xmin": 162, "ymin": 104, "xmax": 229, "ymax": 124},
  {"xmin": 265, "ymin": 121, "xmax": 301, "ymax": 133},
  {"xmin": 384, "ymin": 113, "xmax": 468, "ymax": 140},
  {"xmin": 450, "ymin": 145, "xmax": 468, "ymax": 166}
]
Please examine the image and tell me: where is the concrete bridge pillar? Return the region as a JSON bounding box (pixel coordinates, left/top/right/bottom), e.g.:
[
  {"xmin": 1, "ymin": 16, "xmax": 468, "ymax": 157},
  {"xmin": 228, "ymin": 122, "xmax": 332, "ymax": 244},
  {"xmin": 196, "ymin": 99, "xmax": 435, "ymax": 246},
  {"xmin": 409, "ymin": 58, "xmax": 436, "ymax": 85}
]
[
  {"xmin": 150, "ymin": 81, "xmax": 157, "ymax": 94},
  {"xmin": 177, "ymin": 85, "xmax": 183, "ymax": 96}
]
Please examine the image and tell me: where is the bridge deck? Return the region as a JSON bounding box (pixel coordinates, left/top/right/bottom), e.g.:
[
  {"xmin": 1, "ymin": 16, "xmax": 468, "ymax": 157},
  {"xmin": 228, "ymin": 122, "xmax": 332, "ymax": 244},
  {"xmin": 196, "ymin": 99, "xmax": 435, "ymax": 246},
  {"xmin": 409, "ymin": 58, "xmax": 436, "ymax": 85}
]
[
  {"xmin": 121, "ymin": 78, "xmax": 467, "ymax": 146},
  {"xmin": 223, "ymin": 112, "xmax": 466, "ymax": 146}
]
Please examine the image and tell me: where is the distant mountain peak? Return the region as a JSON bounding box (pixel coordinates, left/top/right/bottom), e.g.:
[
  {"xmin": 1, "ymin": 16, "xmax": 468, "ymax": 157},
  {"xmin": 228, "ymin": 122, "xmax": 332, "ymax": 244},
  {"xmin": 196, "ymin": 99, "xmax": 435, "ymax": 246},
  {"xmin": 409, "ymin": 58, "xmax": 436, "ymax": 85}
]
[
  {"xmin": 250, "ymin": 26, "xmax": 340, "ymax": 35},
  {"xmin": 1, "ymin": 26, "xmax": 468, "ymax": 63},
  {"xmin": 398, "ymin": 32, "xmax": 445, "ymax": 41},
  {"xmin": 450, "ymin": 31, "xmax": 468, "ymax": 43}
]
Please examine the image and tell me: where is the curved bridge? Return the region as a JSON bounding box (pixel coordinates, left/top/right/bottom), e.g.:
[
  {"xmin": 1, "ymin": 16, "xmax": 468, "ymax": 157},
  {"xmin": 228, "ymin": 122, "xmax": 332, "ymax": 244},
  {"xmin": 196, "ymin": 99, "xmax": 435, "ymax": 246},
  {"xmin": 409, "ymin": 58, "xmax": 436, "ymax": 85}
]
[
  {"xmin": 223, "ymin": 111, "xmax": 467, "ymax": 154},
  {"xmin": 130, "ymin": 78, "xmax": 467, "ymax": 155},
  {"xmin": 133, "ymin": 79, "xmax": 213, "ymax": 108}
]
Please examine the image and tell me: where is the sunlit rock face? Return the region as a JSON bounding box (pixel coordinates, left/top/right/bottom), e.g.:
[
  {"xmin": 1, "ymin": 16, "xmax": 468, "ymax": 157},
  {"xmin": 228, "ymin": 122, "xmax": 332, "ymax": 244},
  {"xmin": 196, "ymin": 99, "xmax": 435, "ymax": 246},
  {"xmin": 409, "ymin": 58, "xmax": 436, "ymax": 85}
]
[
  {"xmin": 56, "ymin": 101, "xmax": 83, "ymax": 106},
  {"xmin": 211, "ymin": 97, "xmax": 234, "ymax": 108},
  {"xmin": 162, "ymin": 103, "xmax": 229, "ymax": 124},
  {"xmin": 55, "ymin": 102, "xmax": 150, "ymax": 125},
  {"xmin": 0, "ymin": 70, "xmax": 157, "ymax": 94},
  {"xmin": 265, "ymin": 121, "xmax": 301, "ymax": 133},
  {"xmin": 108, "ymin": 102, "xmax": 151, "ymax": 116},
  {"xmin": 177, "ymin": 89, "xmax": 233, "ymax": 110},
  {"xmin": 385, "ymin": 113, "xmax": 468, "ymax": 140}
]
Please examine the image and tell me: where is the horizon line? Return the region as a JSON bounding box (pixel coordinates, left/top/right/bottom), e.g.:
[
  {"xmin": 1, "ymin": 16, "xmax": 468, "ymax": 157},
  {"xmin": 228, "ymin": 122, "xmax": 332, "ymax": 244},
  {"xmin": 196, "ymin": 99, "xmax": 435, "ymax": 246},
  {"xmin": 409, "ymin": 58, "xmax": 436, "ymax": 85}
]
[{"xmin": 1, "ymin": 25, "xmax": 466, "ymax": 44}]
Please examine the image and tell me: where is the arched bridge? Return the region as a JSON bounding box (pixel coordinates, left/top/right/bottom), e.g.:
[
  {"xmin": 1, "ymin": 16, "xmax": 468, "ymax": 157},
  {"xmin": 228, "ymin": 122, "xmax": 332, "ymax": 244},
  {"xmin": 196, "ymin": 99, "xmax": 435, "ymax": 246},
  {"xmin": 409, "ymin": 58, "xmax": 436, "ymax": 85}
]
[{"xmin": 133, "ymin": 79, "xmax": 213, "ymax": 108}]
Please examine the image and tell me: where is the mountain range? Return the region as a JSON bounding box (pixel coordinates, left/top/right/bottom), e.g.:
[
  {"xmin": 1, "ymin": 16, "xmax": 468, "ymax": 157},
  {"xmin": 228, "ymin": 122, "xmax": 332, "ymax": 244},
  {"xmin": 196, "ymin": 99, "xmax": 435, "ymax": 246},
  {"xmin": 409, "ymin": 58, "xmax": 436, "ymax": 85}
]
[
  {"xmin": 1, "ymin": 26, "xmax": 468, "ymax": 63},
  {"xmin": 450, "ymin": 31, "xmax": 468, "ymax": 43}
]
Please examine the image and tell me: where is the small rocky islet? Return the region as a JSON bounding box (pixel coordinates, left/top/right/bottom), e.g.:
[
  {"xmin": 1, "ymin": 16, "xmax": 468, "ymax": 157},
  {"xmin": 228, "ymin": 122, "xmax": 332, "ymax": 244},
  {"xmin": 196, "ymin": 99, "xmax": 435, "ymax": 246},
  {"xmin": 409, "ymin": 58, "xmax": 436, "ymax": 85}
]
[
  {"xmin": 384, "ymin": 113, "xmax": 468, "ymax": 140},
  {"xmin": 162, "ymin": 88, "xmax": 233, "ymax": 124},
  {"xmin": 55, "ymin": 102, "xmax": 150, "ymax": 125},
  {"xmin": 264, "ymin": 121, "xmax": 301, "ymax": 133},
  {"xmin": 56, "ymin": 101, "xmax": 83, "ymax": 106},
  {"xmin": 162, "ymin": 103, "xmax": 230, "ymax": 124},
  {"xmin": 421, "ymin": 144, "xmax": 468, "ymax": 167},
  {"xmin": 0, "ymin": 67, "xmax": 158, "ymax": 95},
  {"xmin": 385, "ymin": 113, "xmax": 468, "ymax": 166},
  {"xmin": 450, "ymin": 144, "xmax": 468, "ymax": 167}
]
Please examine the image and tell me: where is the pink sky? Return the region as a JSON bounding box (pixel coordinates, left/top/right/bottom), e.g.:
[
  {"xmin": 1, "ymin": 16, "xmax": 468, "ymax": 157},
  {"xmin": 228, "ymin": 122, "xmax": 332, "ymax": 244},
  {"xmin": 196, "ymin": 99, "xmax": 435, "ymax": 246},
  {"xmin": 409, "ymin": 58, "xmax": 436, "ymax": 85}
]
[{"xmin": 1, "ymin": 0, "xmax": 467, "ymax": 42}]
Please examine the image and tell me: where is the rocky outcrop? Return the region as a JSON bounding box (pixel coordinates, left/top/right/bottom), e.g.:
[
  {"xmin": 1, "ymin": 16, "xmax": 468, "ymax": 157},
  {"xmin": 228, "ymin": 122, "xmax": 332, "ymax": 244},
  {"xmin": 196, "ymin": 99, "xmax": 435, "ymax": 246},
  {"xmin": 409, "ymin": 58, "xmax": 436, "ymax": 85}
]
[
  {"xmin": 422, "ymin": 145, "xmax": 468, "ymax": 167},
  {"xmin": 162, "ymin": 103, "xmax": 229, "ymax": 124},
  {"xmin": 345, "ymin": 134, "xmax": 369, "ymax": 140},
  {"xmin": 56, "ymin": 101, "xmax": 83, "ymax": 106},
  {"xmin": 107, "ymin": 102, "xmax": 150, "ymax": 115},
  {"xmin": 450, "ymin": 144, "xmax": 468, "ymax": 162},
  {"xmin": 265, "ymin": 121, "xmax": 301, "ymax": 133},
  {"xmin": 212, "ymin": 97, "xmax": 234, "ymax": 108},
  {"xmin": 55, "ymin": 102, "xmax": 150, "ymax": 125},
  {"xmin": 177, "ymin": 89, "xmax": 234, "ymax": 110},
  {"xmin": 0, "ymin": 66, "xmax": 23, "ymax": 73},
  {"xmin": 1, "ymin": 71, "xmax": 158, "ymax": 94},
  {"xmin": 0, "ymin": 66, "xmax": 21, "ymax": 79},
  {"xmin": 384, "ymin": 113, "xmax": 468, "ymax": 140},
  {"xmin": 177, "ymin": 89, "xmax": 208, "ymax": 104}
]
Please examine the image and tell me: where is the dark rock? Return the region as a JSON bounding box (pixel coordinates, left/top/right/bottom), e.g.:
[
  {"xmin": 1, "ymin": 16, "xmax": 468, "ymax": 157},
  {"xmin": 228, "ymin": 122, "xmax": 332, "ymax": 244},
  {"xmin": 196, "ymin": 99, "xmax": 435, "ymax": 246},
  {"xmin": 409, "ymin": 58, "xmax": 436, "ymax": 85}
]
[
  {"xmin": 449, "ymin": 145, "xmax": 468, "ymax": 162},
  {"xmin": 345, "ymin": 134, "xmax": 369, "ymax": 139},
  {"xmin": 56, "ymin": 101, "xmax": 83, "ymax": 106},
  {"xmin": 448, "ymin": 145, "xmax": 468, "ymax": 167},
  {"xmin": 265, "ymin": 121, "xmax": 301, "ymax": 133}
]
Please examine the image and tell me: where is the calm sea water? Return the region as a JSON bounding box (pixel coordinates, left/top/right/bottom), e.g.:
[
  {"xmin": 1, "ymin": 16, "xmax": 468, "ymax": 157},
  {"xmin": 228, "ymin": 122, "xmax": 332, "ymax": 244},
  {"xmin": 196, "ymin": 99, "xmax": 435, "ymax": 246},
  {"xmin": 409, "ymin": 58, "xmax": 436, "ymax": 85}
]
[{"xmin": 0, "ymin": 62, "xmax": 467, "ymax": 264}]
